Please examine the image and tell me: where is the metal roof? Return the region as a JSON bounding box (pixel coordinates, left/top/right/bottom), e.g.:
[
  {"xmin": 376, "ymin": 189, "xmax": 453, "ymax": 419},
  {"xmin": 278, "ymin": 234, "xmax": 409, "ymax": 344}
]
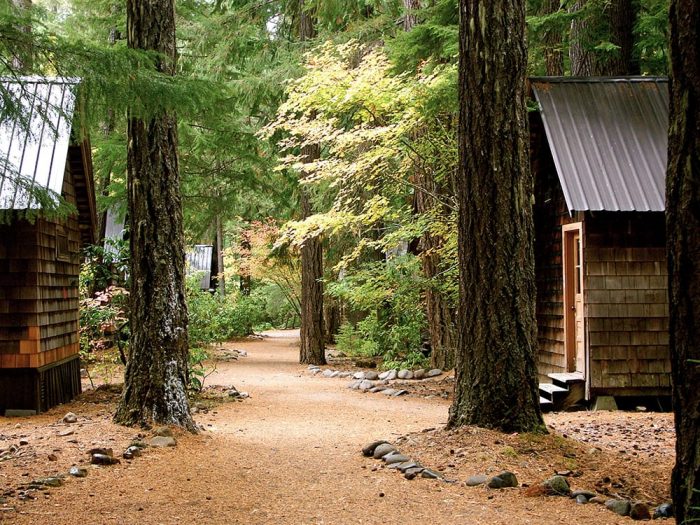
[
  {"xmin": 531, "ymin": 77, "xmax": 668, "ymax": 212},
  {"xmin": 186, "ymin": 245, "xmax": 213, "ymax": 290},
  {"xmin": 103, "ymin": 207, "xmax": 126, "ymax": 255},
  {"xmin": 0, "ymin": 77, "xmax": 78, "ymax": 209}
]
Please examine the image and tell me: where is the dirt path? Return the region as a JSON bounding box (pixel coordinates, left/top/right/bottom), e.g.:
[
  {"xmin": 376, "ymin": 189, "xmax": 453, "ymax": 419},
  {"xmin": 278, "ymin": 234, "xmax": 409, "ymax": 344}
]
[{"xmin": 1, "ymin": 331, "xmax": 673, "ymax": 524}]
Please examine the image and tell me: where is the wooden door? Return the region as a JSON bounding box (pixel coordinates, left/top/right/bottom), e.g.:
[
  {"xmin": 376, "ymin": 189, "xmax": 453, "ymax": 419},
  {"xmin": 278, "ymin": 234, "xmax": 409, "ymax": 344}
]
[{"xmin": 563, "ymin": 224, "xmax": 585, "ymax": 374}]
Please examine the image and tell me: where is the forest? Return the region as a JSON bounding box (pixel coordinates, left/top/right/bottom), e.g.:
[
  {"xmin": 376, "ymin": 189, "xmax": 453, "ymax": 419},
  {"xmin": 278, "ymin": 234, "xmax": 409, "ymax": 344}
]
[{"xmin": 0, "ymin": 0, "xmax": 698, "ymax": 523}]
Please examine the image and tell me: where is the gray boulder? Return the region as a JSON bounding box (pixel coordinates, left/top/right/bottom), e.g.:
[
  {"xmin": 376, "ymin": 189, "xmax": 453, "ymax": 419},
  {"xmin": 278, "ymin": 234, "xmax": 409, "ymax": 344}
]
[
  {"xmin": 605, "ymin": 499, "xmax": 631, "ymax": 516},
  {"xmin": 372, "ymin": 443, "xmax": 397, "ymax": 459}
]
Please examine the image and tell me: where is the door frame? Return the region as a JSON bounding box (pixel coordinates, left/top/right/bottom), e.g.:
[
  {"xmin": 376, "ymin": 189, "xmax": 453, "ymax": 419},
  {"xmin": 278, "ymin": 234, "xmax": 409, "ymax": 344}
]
[{"xmin": 562, "ymin": 222, "xmax": 585, "ymax": 375}]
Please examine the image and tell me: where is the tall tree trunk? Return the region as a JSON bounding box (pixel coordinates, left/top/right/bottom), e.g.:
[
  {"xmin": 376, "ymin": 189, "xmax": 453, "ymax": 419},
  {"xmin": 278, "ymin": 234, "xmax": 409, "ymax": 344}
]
[
  {"xmin": 606, "ymin": 0, "xmax": 639, "ymax": 75},
  {"xmin": 569, "ymin": 0, "xmax": 596, "ymax": 76},
  {"xmin": 114, "ymin": 0, "xmax": 194, "ymax": 431},
  {"xmin": 11, "ymin": 0, "xmax": 32, "ymax": 72},
  {"xmin": 239, "ymin": 227, "xmax": 251, "ymax": 296},
  {"xmin": 403, "ymin": 0, "xmax": 457, "ymax": 370},
  {"xmin": 570, "ymin": 0, "xmax": 639, "ymax": 76},
  {"xmin": 541, "ymin": 0, "xmax": 564, "ymax": 76},
  {"xmin": 449, "ymin": 0, "xmax": 544, "ymax": 433},
  {"xmin": 667, "ymin": 1, "xmax": 700, "ymax": 521},
  {"xmin": 215, "ymin": 214, "xmax": 225, "ymax": 296},
  {"xmin": 403, "ymin": 0, "xmax": 421, "ymax": 31},
  {"xmin": 297, "ymin": 1, "xmax": 325, "ymax": 365}
]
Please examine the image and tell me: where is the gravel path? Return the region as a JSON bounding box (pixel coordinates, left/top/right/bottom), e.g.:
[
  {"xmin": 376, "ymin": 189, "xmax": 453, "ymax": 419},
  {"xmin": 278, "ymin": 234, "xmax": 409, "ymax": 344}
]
[{"xmin": 1, "ymin": 330, "xmax": 674, "ymax": 524}]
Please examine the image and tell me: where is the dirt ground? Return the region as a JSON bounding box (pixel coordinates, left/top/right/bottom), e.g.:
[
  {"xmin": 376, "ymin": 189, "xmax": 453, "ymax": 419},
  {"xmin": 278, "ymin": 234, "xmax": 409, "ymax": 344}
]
[{"xmin": 0, "ymin": 330, "xmax": 675, "ymax": 524}]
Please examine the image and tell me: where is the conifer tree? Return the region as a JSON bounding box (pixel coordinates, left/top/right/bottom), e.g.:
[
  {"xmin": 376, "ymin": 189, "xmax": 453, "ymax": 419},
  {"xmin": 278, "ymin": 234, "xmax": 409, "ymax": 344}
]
[{"xmin": 114, "ymin": 0, "xmax": 195, "ymax": 431}]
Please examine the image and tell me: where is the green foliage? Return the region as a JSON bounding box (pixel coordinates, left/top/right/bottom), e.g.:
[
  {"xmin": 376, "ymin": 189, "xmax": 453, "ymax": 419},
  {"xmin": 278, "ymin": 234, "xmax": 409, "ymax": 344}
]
[
  {"xmin": 329, "ymin": 256, "xmax": 427, "ymax": 369},
  {"xmin": 186, "ymin": 275, "xmax": 266, "ymax": 348}
]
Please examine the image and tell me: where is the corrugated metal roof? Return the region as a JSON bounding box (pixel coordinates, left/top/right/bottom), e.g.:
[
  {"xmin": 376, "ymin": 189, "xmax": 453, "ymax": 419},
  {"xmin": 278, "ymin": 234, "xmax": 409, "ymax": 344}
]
[
  {"xmin": 531, "ymin": 77, "xmax": 668, "ymax": 212},
  {"xmin": 186, "ymin": 245, "xmax": 213, "ymax": 290},
  {"xmin": 0, "ymin": 77, "xmax": 78, "ymax": 210}
]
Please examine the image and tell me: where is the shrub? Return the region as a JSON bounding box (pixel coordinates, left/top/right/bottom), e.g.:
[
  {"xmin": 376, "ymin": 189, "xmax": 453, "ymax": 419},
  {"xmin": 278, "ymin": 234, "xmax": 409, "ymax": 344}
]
[{"xmin": 328, "ymin": 255, "xmax": 428, "ymax": 370}]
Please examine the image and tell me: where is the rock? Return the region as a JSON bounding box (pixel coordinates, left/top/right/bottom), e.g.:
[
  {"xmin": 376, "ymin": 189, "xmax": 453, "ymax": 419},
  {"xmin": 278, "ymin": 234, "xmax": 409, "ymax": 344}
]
[
  {"xmin": 69, "ymin": 467, "xmax": 88, "ymax": 478},
  {"xmin": 397, "ymin": 462, "xmax": 421, "ymax": 473},
  {"xmin": 149, "ymin": 436, "xmax": 177, "ymax": 448},
  {"xmin": 362, "ymin": 440, "xmax": 388, "ymax": 457},
  {"xmin": 576, "ymin": 494, "xmax": 588, "ymax": 504},
  {"xmin": 421, "ymin": 469, "xmax": 442, "ymax": 479},
  {"xmin": 153, "ymin": 427, "xmax": 173, "ymax": 437},
  {"xmin": 466, "ymin": 475, "xmax": 489, "ymax": 487},
  {"xmin": 330, "ymin": 371, "xmax": 340, "ymax": 378},
  {"xmin": 48, "ymin": 453, "xmax": 58, "ymax": 461},
  {"xmin": 369, "ymin": 387, "xmax": 385, "ymax": 393},
  {"xmin": 91, "ymin": 453, "xmax": 119, "ymax": 466},
  {"xmin": 18, "ymin": 440, "xmax": 28, "ymax": 446},
  {"xmin": 427, "ymin": 369, "xmax": 442, "ymax": 378},
  {"xmin": 227, "ymin": 388, "xmax": 242, "ymax": 397},
  {"xmin": 353, "ymin": 372, "xmax": 366, "ymax": 380},
  {"xmin": 364, "ymin": 371, "xmax": 379, "ymax": 380},
  {"xmin": 37, "ymin": 477, "xmax": 63, "ymax": 488},
  {"xmin": 630, "ymin": 502, "xmax": 651, "ymax": 520},
  {"xmin": 543, "ymin": 475, "xmax": 570, "ymax": 496},
  {"xmin": 385, "ymin": 370, "xmax": 398, "ymax": 380},
  {"xmin": 378, "ymin": 371, "xmax": 391, "ymax": 380},
  {"xmin": 605, "ymin": 499, "xmax": 631, "ymax": 516},
  {"xmin": 571, "ymin": 490, "xmax": 597, "ymax": 500},
  {"xmin": 413, "ymin": 369, "xmax": 426, "ymax": 380},
  {"xmin": 348, "ymin": 381, "xmax": 361, "ymax": 389},
  {"xmin": 398, "ymin": 369, "xmax": 410, "ymax": 379},
  {"xmin": 359, "ymin": 380, "xmax": 374, "ymax": 391},
  {"xmin": 373, "ymin": 443, "xmax": 397, "ymax": 459},
  {"xmin": 58, "ymin": 429, "xmax": 74, "ymax": 437},
  {"xmin": 589, "ymin": 496, "xmax": 607, "ymax": 505},
  {"xmin": 392, "ymin": 390, "xmax": 408, "ymax": 397},
  {"xmin": 307, "ymin": 364, "xmax": 318, "ymax": 370},
  {"xmin": 62, "ymin": 412, "xmax": 77, "ymax": 424},
  {"xmin": 488, "ymin": 472, "xmax": 518, "ymax": 489},
  {"xmin": 404, "ymin": 467, "xmax": 425, "ymax": 476},
  {"xmin": 322, "ymin": 369, "xmax": 335, "ymax": 378},
  {"xmin": 380, "ymin": 389, "xmax": 397, "ymax": 396},
  {"xmin": 123, "ymin": 446, "xmax": 142, "ymax": 459},
  {"xmin": 310, "ymin": 368, "xmax": 321, "ymax": 375},
  {"xmin": 653, "ymin": 503, "xmax": 673, "ymax": 519},
  {"xmin": 384, "ymin": 453, "xmax": 410, "ymax": 465},
  {"xmin": 88, "ymin": 447, "xmax": 113, "ymax": 457}
]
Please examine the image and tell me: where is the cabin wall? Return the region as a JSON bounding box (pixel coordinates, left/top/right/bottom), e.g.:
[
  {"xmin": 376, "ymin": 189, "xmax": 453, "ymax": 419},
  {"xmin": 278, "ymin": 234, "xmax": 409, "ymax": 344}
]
[
  {"xmin": 584, "ymin": 212, "xmax": 670, "ymax": 395},
  {"xmin": 0, "ymin": 165, "xmax": 82, "ymax": 412},
  {"xmin": 532, "ymin": 116, "xmax": 582, "ymax": 381}
]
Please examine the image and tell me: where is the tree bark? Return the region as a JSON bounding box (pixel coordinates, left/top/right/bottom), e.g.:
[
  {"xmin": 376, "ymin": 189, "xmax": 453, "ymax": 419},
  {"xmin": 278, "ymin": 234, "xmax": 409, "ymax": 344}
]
[
  {"xmin": 606, "ymin": 0, "xmax": 639, "ymax": 75},
  {"xmin": 541, "ymin": 0, "xmax": 564, "ymax": 76},
  {"xmin": 215, "ymin": 214, "xmax": 225, "ymax": 296},
  {"xmin": 569, "ymin": 0, "xmax": 597, "ymax": 76},
  {"xmin": 114, "ymin": 0, "xmax": 194, "ymax": 431},
  {"xmin": 667, "ymin": 1, "xmax": 700, "ymax": 521},
  {"xmin": 449, "ymin": 0, "xmax": 544, "ymax": 433},
  {"xmin": 570, "ymin": 0, "xmax": 639, "ymax": 76},
  {"xmin": 297, "ymin": 1, "xmax": 325, "ymax": 365},
  {"xmin": 11, "ymin": 0, "xmax": 32, "ymax": 72},
  {"xmin": 403, "ymin": 0, "xmax": 421, "ymax": 31}
]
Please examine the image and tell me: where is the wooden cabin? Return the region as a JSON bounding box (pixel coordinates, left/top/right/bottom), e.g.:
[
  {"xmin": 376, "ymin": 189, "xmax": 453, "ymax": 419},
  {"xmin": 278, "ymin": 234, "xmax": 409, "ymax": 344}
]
[
  {"xmin": 530, "ymin": 77, "xmax": 670, "ymax": 408},
  {"xmin": 0, "ymin": 78, "xmax": 96, "ymax": 415}
]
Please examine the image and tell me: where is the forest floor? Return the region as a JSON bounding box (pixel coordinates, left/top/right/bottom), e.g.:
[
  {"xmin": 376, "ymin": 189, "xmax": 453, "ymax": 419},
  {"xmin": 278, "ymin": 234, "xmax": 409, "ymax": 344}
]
[{"xmin": 0, "ymin": 330, "xmax": 675, "ymax": 524}]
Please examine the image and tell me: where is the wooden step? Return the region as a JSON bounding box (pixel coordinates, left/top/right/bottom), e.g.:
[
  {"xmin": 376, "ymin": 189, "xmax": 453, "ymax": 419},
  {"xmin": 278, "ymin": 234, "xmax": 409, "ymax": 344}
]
[
  {"xmin": 539, "ymin": 396, "xmax": 553, "ymax": 413},
  {"xmin": 548, "ymin": 372, "xmax": 584, "ymax": 389},
  {"xmin": 539, "ymin": 382, "xmax": 568, "ymax": 402}
]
